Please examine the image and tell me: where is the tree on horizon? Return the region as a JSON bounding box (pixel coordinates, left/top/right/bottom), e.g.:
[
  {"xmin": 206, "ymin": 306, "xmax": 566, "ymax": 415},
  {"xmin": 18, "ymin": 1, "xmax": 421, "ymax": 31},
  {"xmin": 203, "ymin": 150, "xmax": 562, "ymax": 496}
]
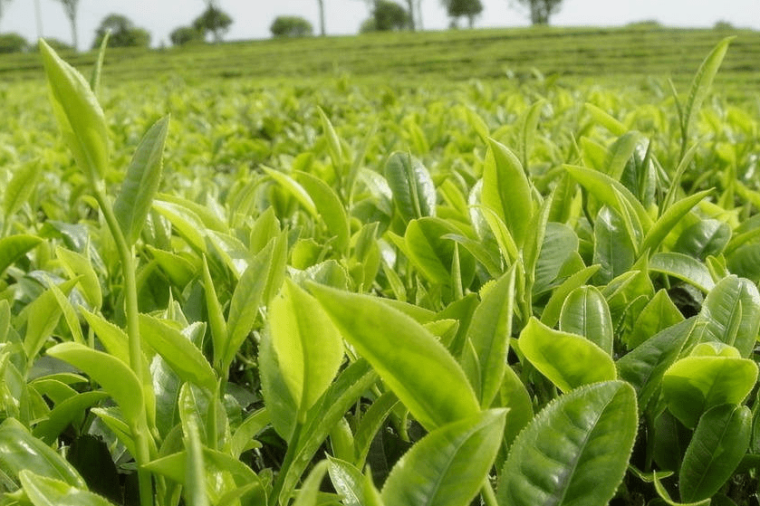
[
  {"xmin": 442, "ymin": 0, "xmax": 483, "ymax": 28},
  {"xmin": 510, "ymin": 0, "xmax": 563, "ymax": 25},
  {"xmin": 317, "ymin": 0, "xmax": 326, "ymax": 36},
  {"xmin": 55, "ymin": 0, "xmax": 80, "ymax": 50}
]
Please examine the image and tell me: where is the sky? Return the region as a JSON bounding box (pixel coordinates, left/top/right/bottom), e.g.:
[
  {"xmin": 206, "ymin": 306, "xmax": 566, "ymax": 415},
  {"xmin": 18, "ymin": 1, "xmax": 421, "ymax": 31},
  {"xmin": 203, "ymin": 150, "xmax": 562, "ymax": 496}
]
[{"xmin": 2, "ymin": 0, "xmax": 759, "ymax": 50}]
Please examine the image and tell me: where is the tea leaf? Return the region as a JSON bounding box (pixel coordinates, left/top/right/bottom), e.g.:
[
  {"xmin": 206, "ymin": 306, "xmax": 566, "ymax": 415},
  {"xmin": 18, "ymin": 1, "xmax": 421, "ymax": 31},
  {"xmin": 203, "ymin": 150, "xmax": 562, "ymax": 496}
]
[
  {"xmin": 462, "ymin": 266, "xmax": 516, "ymax": 408},
  {"xmin": 0, "ymin": 234, "xmax": 42, "ymax": 278},
  {"xmin": 498, "ymin": 381, "xmax": 637, "ymax": 506},
  {"xmin": 694, "ymin": 275, "xmax": 760, "ymax": 357},
  {"xmin": 311, "ymin": 283, "xmax": 479, "ymax": 430},
  {"xmin": 680, "ymin": 37, "xmax": 733, "ymax": 151},
  {"xmin": 663, "ymin": 343, "xmax": 758, "ymax": 428},
  {"xmin": 679, "ymin": 404, "xmax": 750, "ymax": 503},
  {"xmin": 649, "ymin": 252, "xmax": 715, "ymax": 292},
  {"xmin": 139, "ymin": 315, "xmax": 217, "ymax": 392},
  {"xmin": 297, "ymin": 171, "xmax": 350, "ymax": 252},
  {"xmin": 384, "ymin": 152, "xmax": 436, "ymax": 222},
  {"xmin": 559, "ymin": 285, "xmax": 613, "ymax": 356},
  {"xmin": 519, "ymin": 317, "xmax": 616, "ymax": 392},
  {"xmin": 39, "ymin": 40, "xmax": 108, "ymax": 184},
  {"xmin": 0, "ymin": 418, "xmax": 85, "ymax": 487},
  {"xmin": 19, "ymin": 471, "xmax": 114, "ymax": 506},
  {"xmin": 267, "ymin": 279, "xmax": 344, "ymax": 422},
  {"xmin": 46, "ymin": 343, "xmax": 145, "ymax": 427},
  {"xmin": 382, "ymin": 409, "xmax": 506, "ymax": 506},
  {"xmin": 114, "ymin": 116, "xmax": 170, "ymax": 246},
  {"xmin": 482, "ymin": 138, "xmax": 533, "ymax": 247}
]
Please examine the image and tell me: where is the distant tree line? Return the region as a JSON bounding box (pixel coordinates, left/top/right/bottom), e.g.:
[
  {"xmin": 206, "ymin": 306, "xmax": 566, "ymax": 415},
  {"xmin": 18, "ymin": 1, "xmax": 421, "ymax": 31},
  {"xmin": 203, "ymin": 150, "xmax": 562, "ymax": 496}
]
[{"xmin": 0, "ymin": 0, "xmax": 719, "ymax": 53}]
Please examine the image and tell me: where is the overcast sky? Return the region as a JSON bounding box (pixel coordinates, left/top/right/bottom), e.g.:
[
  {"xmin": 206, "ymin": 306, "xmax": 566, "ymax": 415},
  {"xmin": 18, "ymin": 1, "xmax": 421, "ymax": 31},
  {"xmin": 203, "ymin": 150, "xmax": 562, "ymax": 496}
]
[{"xmin": 3, "ymin": 0, "xmax": 759, "ymax": 50}]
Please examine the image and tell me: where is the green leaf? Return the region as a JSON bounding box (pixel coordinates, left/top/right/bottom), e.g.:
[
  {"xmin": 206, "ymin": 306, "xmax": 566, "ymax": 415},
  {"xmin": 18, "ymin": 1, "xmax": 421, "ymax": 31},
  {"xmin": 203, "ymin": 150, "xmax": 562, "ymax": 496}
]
[
  {"xmin": 259, "ymin": 323, "xmax": 298, "ymax": 441},
  {"xmin": 179, "ymin": 382, "xmax": 227, "ymax": 452},
  {"xmin": 221, "ymin": 242, "xmax": 274, "ymax": 371},
  {"xmin": 681, "ymin": 37, "xmax": 733, "ymax": 141},
  {"xmin": 4, "ymin": 161, "xmax": 39, "ymax": 227},
  {"xmin": 139, "ymin": 315, "xmax": 217, "ymax": 392},
  {"xmin": 604, "ymin": 132, "xmax": 641, "ymax": 180},
  {"xmin": 626, "ymin": 289, "xmax": 685, "ymax": 349},
  {"xmin": 519, "ymin": 317, "xmax": 617, "ymax": 393},
  {"xmin": 617, "ymin": 318, "xmax": 696, "ymax": 409},
  {"xmin": 363, "ymin": 470, "xmax": 386, "ymax": 506},
  {"xmin": 201, "ymin": 256, "xmax": 227, "ymax": 373},
  {"xmin": 652, "ymin": 471, "xmax": 710, "ymax": 506},
  {"xmin": 230, "ymin": 408, "xmax": 269, "ymax": 458},
  {"xmin": 679, "ymin": 404, "xmax": 751, "ymax": 503},
  {"xmin": 518, "ymin": 100, "xmax": 544, "ymax": 171},
  {"xmin": 559, "ymin": 286, "xmax": 613, "ymax": 356},
  {"xmin": 318, "ymin": 107, "xmax": 344, "ymax": 170},
  {"xmin": 584, "ymin": 103, "xmax": 627, "ymax": 136},
  {"xmin": 47, "ymin": 281, "xmax": 86, "ymax": 345},
  {"xmin": 264, "ymin": 167, "xmax": 317, "ymax": 217},
  {"xmin": 540, "ymin": 265, "xmax": 601, "ymax": 328},
  {"xmin": 89, "ymin": 31, "xmax": 109, "ymax": 93},
  {"xmin": 405, "ymin": 217, "xmax": 470, "ymax": 285},
  {"xmin": 384, "ymin": 152, "xmax": 436, "ymax": 222},
  {"xmin": 532, "ymin": 222, "xmax": 579, "ymax": 296},
  {"xmin": 292, "ymin": 461, "xmax": 329, "ymax": 506},
  {"xmin": 565, "ymin": 164, "xmax": 652, "ymax": 230},
  {"xmin": 593, "ymin": 206, "xmax": 636, "ymax": 285},
  {"xmin": 114, "ymin": 116, "xmax": 170, "ymax": 246},
  {"xmin": 56, "ymin": 246, "xmax": 102, "ymax": 309},
  {"xmin": 0, "ymin": 234, "xmax": 42, "ymax": 278},
  {"xmin": 641, "ymin": 190, "xmax": 712, "ymax": 254},
  {"xmin": 649, "ymin": 252, "xmax": 715, "ymax": 292},
  {"xmin": 497, "ymin": 381, "xmax": 637, "ymax": 506},
  {"xmin": 382, "ymin": 409, "xmax": 506, "ymax": 506},
  {"xmin": 310, "ymin": 283, "xmax": 479, "ymax": 430},
  {"xmin": 693, "ymin": 275, "xmax": 760, "ymax": 357},
  {"xmin": 673, "ymin": 219, "xmax": 731, "ymax": 260},
  {"xmin": 276, "ymin": 360, "xmax": 377, "ymax": 504},
  {"xmin": 662, "ymin": 342, "xmax": 758, "ymax": 428},
  {"xmin": 297, "ymin": 171, "xmax": 350, "ymax": 252},
  {"xmin": 184, "ymin": 419, "xmax": 210, "ymax": 506},
  {"xmin": 327, "ymin": 457, "xmax": 364, "ymax": 506},
  {"xmin": 39, "ymin": 40, "xmax": 108, "ymax": 184},
  {"xmin": 46, "ymin": 342, "xmax": 145, "ymax": 427},
  {"xmin": 21, "ymin": 279, "xmax": 77, "ymax": 363},
  {"xmin": 32, "ymin": 391, "xmax": 109, "ymax": 445},
  {"xmin": 267, "ymin": 278, "xmax": 344, "ymax": 422},
  {"xmin": 523, "ymin": 194, "xmax": 553, "ymax": 290},
  {"xmin": 79, "ymin": 308, "xmax": 129, "ymax": 364},
  {"xmin": 353, "ymin": 391, "xmax": 398, "ymax": 468},
  {"xmin": 153, "ymin": 200, "xmax": 207, "ymax": 253},
  {"xmin": 462, "ymin": 267, "xmax": 515, "ymax": 409},
  {"xmin": 482, "ymin": 138, "xmax": 533, "ymax": 247},
  {"xmin": 19, "ymin": 470, "xmax": 114, "ymax": 506},
  {"xmin": 0, "ymin": 417, "xmax": 85, "ymax": 488},
  {"xmin": 499, "ymin": 366, "xmax": 533, "ymax": 448}
]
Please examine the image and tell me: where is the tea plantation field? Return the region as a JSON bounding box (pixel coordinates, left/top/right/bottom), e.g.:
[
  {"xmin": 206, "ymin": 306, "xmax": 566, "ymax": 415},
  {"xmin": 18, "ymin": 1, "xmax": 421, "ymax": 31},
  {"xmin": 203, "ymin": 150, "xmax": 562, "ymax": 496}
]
[{"xmin": 1, "ymin": 30, "xmax": 760, "ymax": 506}]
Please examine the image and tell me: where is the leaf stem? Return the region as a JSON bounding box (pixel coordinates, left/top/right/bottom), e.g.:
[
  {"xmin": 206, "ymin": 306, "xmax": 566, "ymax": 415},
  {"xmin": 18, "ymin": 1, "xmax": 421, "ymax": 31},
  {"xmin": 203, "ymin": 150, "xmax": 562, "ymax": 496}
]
[
  {"xmin": 94, "ymin": 187, "xmax": 154, "ymax": 506},
  {"xmin": 482, "ymin": 479, "xmax": 499, "ymax": 506},
  {"xmin": 269, "ymin": 422, "xmax": 302, "ymax": 506}
]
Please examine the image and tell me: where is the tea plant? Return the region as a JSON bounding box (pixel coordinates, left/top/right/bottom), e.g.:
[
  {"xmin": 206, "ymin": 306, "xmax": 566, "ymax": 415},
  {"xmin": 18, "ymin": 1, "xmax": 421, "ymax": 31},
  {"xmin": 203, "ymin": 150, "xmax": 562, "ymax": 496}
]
[{"xmin": 0, "ymin": 35, "xmax": 759, "ymax": 506}]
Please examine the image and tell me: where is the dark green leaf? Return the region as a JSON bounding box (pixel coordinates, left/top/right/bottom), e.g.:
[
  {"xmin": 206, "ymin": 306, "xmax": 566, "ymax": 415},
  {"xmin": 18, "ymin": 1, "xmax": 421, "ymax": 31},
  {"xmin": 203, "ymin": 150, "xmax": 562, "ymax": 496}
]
[
  {"xmin": 519, "ymin": 317, "xmax": 616, "ymax": 392},
  {"xmin": 310, "ymin": 284, "xmax": 479, "ymax": 430},
  {"xmin": 382, "ymin": 409, "xmax": 506, "ymax": 506},
  {"xmin": 497, "ymin": 381, "xmax": 637, "ymax": 506},
  {"xmin": 384, "ymin": 152, "xmax": 436, "ymax": 222},
  {"xmin": 114, "ymin": 116, "xmax": 169, "ymax": 246},
  {"xmin": 39, "ymin": 40, "xmax": 108, "ymax": 184},
  {"xmin": 679, "ymin": 404, "xmax": 750, "ymax": 503}
]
